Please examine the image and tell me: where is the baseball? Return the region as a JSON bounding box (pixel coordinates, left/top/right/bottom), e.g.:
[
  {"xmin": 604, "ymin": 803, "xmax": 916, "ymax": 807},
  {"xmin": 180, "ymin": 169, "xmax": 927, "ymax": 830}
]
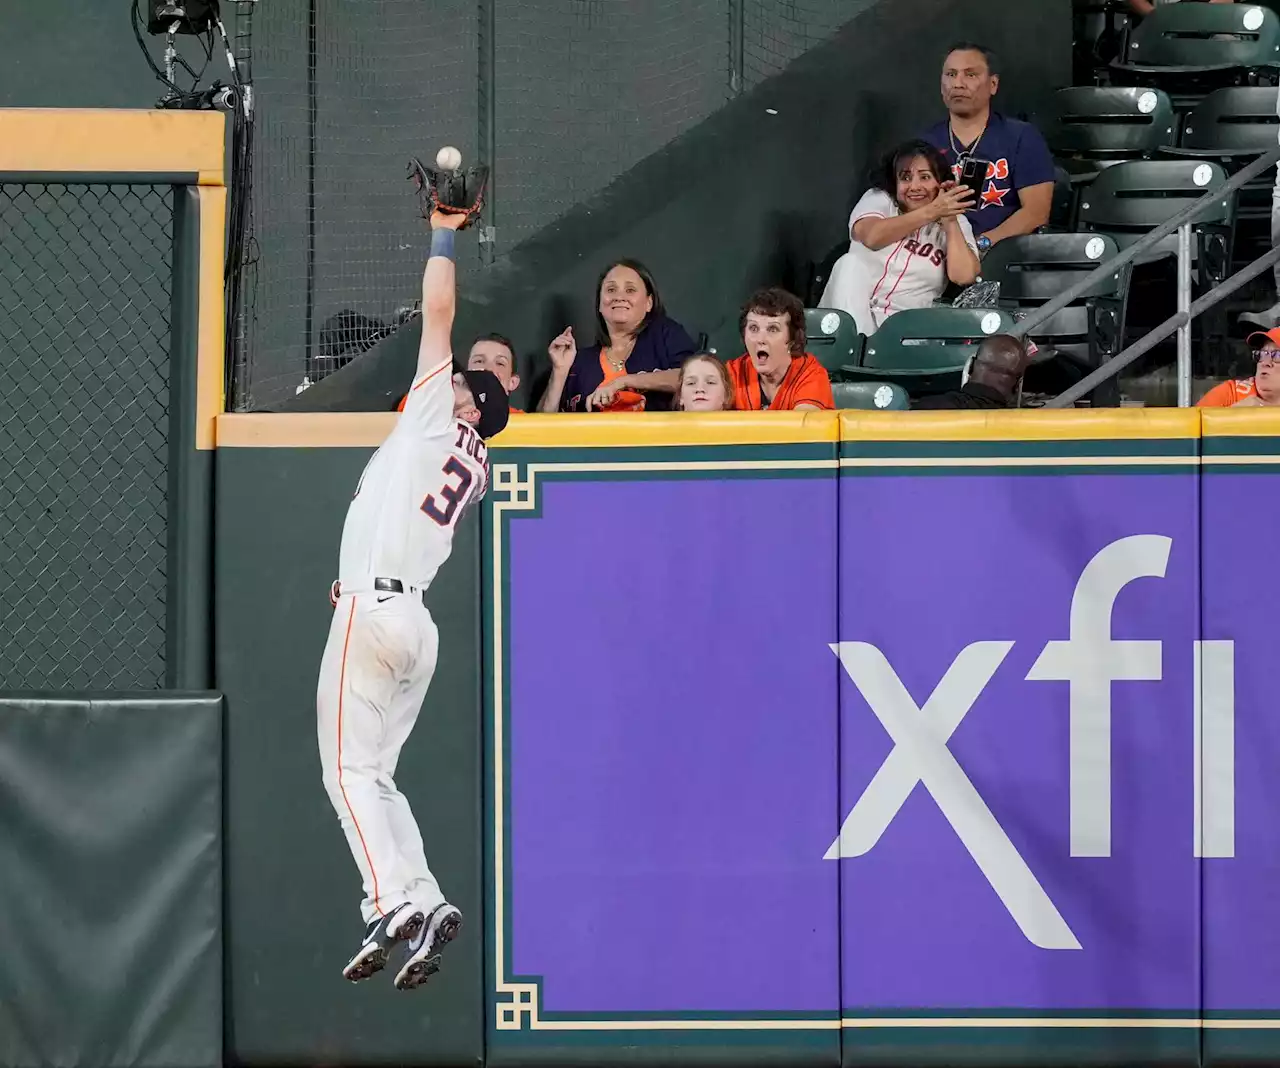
[{"xmin": 436, "ymin": 146, "xmax": 462, "ymax": 171}]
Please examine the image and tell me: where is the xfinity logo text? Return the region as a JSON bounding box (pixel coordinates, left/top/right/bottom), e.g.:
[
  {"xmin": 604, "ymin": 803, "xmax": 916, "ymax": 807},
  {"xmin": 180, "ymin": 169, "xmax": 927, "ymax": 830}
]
[{"xmin": 828, "ymin": 535, "xmax": 1236, "ymax": 951}]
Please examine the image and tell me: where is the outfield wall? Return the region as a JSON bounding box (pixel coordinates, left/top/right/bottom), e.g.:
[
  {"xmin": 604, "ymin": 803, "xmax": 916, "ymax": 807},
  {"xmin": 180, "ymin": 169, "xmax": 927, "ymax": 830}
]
[{"xmin": 212, "ymin": 408, "xmax": 1280, "ymax": 1068}]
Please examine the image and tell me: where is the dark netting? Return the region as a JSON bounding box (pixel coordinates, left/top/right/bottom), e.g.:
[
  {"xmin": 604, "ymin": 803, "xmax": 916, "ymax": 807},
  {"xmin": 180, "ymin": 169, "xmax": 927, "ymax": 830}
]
[
  {"xmin": 240, "ymin": 0, "xmax": 478, "ymax": 409},
  {"xmin": 234, "ymin": 0, "xmax": 876, "ymax": 410},
  {"xmin": 493, "ymin": 0, "xmax": 731, "ymax": 250},
  {"xmin": 0, "ymin": 184, "xmax": 171, "ymax": 691},
  {"xmin": 742, "ymin": 0, "xmax": 878, "ymax": 88}
]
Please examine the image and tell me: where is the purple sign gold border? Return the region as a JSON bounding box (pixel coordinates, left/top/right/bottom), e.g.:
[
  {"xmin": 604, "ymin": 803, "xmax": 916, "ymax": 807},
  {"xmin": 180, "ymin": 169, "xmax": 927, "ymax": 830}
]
[{"xmin": 482, "ymin": 410, "xmax": 1280, "ymax": 1059}]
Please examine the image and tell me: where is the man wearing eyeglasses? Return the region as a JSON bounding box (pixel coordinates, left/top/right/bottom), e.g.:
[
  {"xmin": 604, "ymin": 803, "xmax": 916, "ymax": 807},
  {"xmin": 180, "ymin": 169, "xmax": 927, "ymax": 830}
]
[{"xmin": 1197, "ymin": 327, "xmax": 1280, "ymax": 407}]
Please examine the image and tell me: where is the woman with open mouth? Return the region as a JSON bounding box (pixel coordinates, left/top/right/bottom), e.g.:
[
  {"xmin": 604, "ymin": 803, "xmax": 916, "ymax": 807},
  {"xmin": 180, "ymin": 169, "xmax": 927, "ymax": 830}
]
[{"xmin": 818, "ymin": 138, "xmax": 981, "ymax": 337}]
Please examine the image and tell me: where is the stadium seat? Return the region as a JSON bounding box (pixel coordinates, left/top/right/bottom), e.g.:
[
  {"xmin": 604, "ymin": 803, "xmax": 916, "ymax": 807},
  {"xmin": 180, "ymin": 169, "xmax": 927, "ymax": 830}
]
[
  {"xmin": 705, "ymin": 325, "xmax": 742, "ymax": 363},
  {"xmin": 1046, "ymin": 87, "xmax": 1177, "ymax": 172},
  {"xmin": 846, "ymin": 307, "xmax": 1018, "ymax": 396},
  {"xmin": 1113, "ymin": 3, "xmax": 1280, "ymax": 74},
  {"xmin": 1110, "ymin": 4, "xmax": 1280, "ymax": 113},
  {"xmin": 1050, "ymin": 163, "xmax": 1080, "ymax": 231},
  {"xmin": 1077, "ymin": 159, "xmax": 1235, "ymax": 271},
  {"xmin": 1080, "ymin": 159, "xmax": 1236, "ymax": 369},
  {"xmin": 1163, "ymin": 85, "xmax": 1280, "ymax": 158},
  {"xmin": 1072, "ymin": 0, "xmax": 1133, "ymax": 83},
  {"xmin": 980, "ymin": 233, "xmax": 1129, "ymax": 401},
  {"xmin": 804, "ymin": 307, "xmax": 862, "ymax": 379},
  {"xmin": 831, "ymin": 381, "xmax": 909, "ymax": 410},
  {"xmin": 1045, "ymin": 87, "xmax": 1177, "ymax": 224},
  {"xmin": 1161, "ymin": 87, "xmax": 1279, "ymax": 232}
]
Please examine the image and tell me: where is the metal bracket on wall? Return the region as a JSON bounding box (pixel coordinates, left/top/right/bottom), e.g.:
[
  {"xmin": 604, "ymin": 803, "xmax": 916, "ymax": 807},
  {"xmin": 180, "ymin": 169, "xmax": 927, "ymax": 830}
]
[{"xmin": 728, "ymin": 0, "xmax": 745, "ymax": 94}]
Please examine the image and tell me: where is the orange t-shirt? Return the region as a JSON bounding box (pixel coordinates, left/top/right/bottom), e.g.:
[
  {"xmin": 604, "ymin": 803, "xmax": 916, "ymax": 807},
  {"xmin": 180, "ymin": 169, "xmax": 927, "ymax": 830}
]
[
  {"xmin": 726, "ymin": 353, "xmax": 834, "ymax": 411},
  {"xmin": 595, "ymin": 350, "xmax": 646, "ymax": 412},
  {"xmin": 1197, "ymin": 378, "xmax": 1258, "ymax": 407}
]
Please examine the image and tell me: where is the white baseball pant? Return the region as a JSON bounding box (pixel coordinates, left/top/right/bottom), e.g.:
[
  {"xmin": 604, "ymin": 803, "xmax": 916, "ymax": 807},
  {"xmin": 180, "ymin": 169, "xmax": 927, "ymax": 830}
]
[{"xmin": 317, "ymin": 590, "xmax": 445, "ymax": 926}]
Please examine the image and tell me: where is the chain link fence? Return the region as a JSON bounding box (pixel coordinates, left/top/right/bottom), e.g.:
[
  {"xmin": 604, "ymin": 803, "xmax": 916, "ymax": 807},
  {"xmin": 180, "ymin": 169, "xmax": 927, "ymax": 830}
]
[
  {"xmin": 742, "ymin": 0, "xmax": 868, "ymax": 87},
  {"xmin": 0, "ymin": 184, "xmax": 171, "ymax": 691}
]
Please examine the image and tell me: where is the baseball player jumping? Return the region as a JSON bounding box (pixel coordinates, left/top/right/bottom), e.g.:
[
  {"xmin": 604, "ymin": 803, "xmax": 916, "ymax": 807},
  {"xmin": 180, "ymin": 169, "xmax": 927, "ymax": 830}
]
[{"xmin": 316, "ymin": 156, "xmax": 506, "ymax": 990}]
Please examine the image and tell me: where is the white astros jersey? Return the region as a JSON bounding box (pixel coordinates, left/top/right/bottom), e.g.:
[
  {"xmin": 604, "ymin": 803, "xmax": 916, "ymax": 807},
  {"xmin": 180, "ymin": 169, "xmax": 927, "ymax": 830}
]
[
  {"xmin": 819, "ymin": 188, "xmax": 978, "ymax": 337},
  {"xmin": 337, "ymin": 354, "xmax": 489, "ymax": 591}
]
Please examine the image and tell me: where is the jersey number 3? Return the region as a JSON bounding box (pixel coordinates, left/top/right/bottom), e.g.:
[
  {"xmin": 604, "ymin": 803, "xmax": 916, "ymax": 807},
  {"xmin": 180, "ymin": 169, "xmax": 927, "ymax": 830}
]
[{"xmin": 422, "ymin": 456, "xmax": 473, "ymax": 527}]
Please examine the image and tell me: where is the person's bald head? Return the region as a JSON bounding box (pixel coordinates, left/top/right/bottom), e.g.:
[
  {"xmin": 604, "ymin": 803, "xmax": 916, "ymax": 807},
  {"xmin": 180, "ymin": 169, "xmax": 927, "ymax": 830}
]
[{"xmin": 968, "ymin": 334, "xmax": 1030, "ymax": 399}]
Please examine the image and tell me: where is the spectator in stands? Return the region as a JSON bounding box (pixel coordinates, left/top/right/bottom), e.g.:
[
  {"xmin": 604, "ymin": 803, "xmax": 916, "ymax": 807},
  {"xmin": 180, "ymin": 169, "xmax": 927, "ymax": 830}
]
[
  {"xmin": 466, "ymin": 332, "xmax": 524, "ymax": 413},
  {"xmin": 818, "ymin": 139, "xmax": 980, "ymax": 336},
  {"xmin": 1197, "ymin": 328, "xmax": 1280, "ymax": 406},
  {"xmin": 537, "ymin": 259, "xmax": 695, "ymax": 413},
  {"xmin": 725, "ymin": 288, "xmax": 835, "ymax": 411},
  {"xmin": 396, "ymin": 332, "xmax": 524, "ymax": 413},
  {"xmin": 1127, "ymin": 0, "xmax": 1235, "ymax": 18},
  {"xmin": 673, "ymin": 353, "xmax": 735, "ymax": 411},
  {"xmin": 911, "ymin": 333, "xmax": 1030, "ymax": 409},
  {"xmin": 923, "ymin": 43, "xmax": 1055, "ymax": 253}
]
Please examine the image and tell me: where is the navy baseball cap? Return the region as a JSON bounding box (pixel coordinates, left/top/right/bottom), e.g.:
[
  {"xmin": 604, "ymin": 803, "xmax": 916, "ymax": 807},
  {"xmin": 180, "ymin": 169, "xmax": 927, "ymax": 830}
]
[{"xmin": 461, "ymin": 369, "xmax": 510, "ymax": 439}]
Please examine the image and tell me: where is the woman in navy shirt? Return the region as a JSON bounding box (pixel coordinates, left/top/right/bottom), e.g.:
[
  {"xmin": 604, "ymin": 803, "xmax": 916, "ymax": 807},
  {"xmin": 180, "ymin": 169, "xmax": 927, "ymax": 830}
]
[{"xmin": 537, "ymin": 259, "xmax": 696, "ymax": 413}]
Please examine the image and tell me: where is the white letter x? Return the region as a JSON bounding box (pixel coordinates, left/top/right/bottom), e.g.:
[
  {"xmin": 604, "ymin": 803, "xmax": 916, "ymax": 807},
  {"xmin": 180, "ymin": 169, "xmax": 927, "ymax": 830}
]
[{"xmin": 830, "ymin": 642, "xmax": 1081, "ymax": 951}]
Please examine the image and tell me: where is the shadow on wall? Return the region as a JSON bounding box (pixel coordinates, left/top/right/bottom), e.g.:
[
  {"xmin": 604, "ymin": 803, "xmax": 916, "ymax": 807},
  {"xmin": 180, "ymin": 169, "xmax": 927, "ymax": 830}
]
[{"xmin": 279, "ymin": 0, "xmax": 1071, "ymax": 415}]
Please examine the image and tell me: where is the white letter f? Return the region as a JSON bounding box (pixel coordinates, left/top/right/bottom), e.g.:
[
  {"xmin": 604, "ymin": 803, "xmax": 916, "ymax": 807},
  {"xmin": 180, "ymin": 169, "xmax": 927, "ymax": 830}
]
[{"xmin": 1026, "ymin": 534, "xmax": 1171, "ymax": 858}]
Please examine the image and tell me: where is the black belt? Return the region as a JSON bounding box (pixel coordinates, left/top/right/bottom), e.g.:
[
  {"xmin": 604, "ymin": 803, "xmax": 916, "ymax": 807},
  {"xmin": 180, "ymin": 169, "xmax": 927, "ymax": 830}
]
[
  {"xmin": 373, "ymin": 577, "xmax": 428, "ymax": 607},
  {"xmin": 331, "ymin": 577, "xmax": 423, "ymax": 600}
]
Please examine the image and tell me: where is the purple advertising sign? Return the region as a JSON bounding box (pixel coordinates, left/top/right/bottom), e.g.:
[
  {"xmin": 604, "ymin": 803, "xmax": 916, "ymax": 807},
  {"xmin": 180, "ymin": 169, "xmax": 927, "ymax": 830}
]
[
  {"xmin": 837, "ymin": 471, "xmax": 1200, "ymax": 1013},
  {"xmin": 500, "ymin": 473, "xmax": 839, "ymax": 1018},
  {"xmin": 1202, "ymin": 468, "xmax": 1280, "ymax": 1014},
  {"xmin": 486, "ymin": 420, "xmax": 1280, "ymax": 1061}
]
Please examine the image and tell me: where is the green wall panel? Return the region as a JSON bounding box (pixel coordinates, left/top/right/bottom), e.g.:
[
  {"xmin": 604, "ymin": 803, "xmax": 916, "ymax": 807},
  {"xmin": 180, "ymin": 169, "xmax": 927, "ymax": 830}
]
[
  {"xmin": 0, "ymin": 693, "xmax": 222, "ymax": 1068},
  {"xmin": 215, "ymin": 445, "xmax": 483, "ymax": 1066}
]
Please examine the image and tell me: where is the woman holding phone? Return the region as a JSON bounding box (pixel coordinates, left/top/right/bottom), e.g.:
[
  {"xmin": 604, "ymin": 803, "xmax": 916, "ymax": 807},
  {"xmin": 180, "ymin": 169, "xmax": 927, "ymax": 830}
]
[{"xmin": 818, "ymin": 139, "xmax": 981, "ymax": 337}]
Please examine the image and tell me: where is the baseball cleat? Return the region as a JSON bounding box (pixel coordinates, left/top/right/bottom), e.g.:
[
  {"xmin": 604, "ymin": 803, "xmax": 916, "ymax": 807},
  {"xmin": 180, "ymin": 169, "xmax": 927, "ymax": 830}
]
[
  {"xmin": 393, "ymin": 903, "xmax": 462, "ymax": 990},
  {"xmin": 343, "ymin": 902, "xmax": 425, "ymax": 982}
]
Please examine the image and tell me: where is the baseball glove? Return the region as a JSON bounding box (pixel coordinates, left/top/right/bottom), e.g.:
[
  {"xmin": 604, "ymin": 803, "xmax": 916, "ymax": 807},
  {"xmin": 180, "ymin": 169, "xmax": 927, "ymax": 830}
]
[{"xmin": 407, "ymin": 157, "xmax": 489, "ymax": 229}]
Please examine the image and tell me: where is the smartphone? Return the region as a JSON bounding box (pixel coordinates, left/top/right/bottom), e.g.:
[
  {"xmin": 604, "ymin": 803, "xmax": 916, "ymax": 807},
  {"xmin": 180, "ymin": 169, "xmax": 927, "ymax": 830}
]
[{"xmin": 958, "ymin": 157, "xmax": 989, "ymax": 205}]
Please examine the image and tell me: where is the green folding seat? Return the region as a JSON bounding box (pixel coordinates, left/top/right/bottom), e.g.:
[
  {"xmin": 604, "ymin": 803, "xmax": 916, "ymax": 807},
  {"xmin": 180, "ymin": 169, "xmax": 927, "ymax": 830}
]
[
  {"xmin": 1046, "ymin": 86, "xmax": 1177, "ymax": 164},
  {"xmin": 846, "ymin": 307, "xmax": 1018, "ymax": 396},
  {"xmin": 1077, "ymin": 159, "xmax": 1235, "ymax": 270},
  {"xmin": 804, "ymin": 307, "xmax": 863, "ymax": 381},
  {"xmin": 831, "ymin": 381, "xmax": 909, "ymax": 410},
  {"xmin": 1113, "ymin": 3, "xmax": 1280, "ymax": 74}
]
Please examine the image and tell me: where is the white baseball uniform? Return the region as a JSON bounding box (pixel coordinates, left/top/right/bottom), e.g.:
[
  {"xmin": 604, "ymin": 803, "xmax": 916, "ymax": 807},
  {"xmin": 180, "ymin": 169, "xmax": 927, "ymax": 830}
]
[
  {"xmin": 316, "ymin": 349, "xmax": 488, "ymax": 926},
  {"xmin": 818, "ymin": 188, "xmax": 978, "ymax": 336}
]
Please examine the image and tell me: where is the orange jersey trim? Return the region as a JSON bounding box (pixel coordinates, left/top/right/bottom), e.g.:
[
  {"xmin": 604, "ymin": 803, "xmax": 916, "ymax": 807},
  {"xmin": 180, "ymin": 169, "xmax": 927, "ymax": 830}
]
[
  {"xmin": 726, "ymin": 353, "xmax": 835, "ymax": 411},
  {"xmin": 399, "ymin": 397, "xmax": 522, "ymax": 413},
  {"xmin": 411, "ymin": 357, "xmax": 452, "ymax": 392},
  {"xmin": 335, "ymin": 596, "xmax": 385, "ymax": 917}
]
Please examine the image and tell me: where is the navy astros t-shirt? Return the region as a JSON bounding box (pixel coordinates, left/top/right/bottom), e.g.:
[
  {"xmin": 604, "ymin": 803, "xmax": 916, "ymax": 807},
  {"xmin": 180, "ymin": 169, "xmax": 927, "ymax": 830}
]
[{"xmin": 923, "ymin": 111, "xmax": 1056, "ymax": 236}]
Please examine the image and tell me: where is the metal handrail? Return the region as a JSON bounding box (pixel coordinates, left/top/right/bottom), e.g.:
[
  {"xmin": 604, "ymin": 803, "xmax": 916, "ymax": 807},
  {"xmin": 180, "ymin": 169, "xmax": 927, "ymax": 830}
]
[
  {"xmin": 1044, "ymin": 242, "xmax": 1280, "ymax": 407},
  {"xmin": 1011, "ymin": 144, "xmax": 1280, "ymax": 341}
]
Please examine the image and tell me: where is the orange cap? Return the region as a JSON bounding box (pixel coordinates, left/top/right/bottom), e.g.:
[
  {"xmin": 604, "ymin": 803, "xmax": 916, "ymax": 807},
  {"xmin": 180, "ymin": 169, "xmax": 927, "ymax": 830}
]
[{"xmin": 1246, "ymin": 327, "xmax": 1280, "ymax": 350}]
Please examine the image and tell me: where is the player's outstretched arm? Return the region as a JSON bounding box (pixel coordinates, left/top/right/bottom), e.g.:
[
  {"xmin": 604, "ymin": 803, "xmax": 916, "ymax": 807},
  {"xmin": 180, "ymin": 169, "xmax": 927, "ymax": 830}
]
[{"xmin": 416, "ymin": 210, "xmax": 467, "ymax": 380}]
